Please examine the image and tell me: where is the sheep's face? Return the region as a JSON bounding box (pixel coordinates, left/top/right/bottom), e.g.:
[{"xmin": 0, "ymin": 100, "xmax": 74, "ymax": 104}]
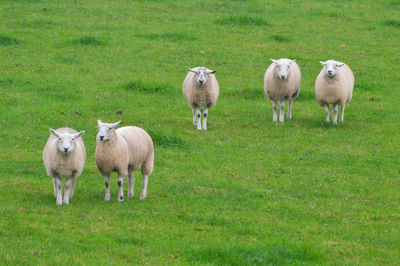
[
  {"xmin": 50, "ymin": 129, "xmax": 85, "ymax": 154},
  {"xmin": 271, "ymin": 59, "xmax": 296, "ymax": 80},
  {"xmin": 188, "ymin": 68, "xmax": 216, "ymax": 86},
  {"xmin": 97, "ymin": 120, "xmax": 120, "ymax": 142},
  {"xmin": 320, "ymin": 60, "xmax": 344, "ymax": 77}
]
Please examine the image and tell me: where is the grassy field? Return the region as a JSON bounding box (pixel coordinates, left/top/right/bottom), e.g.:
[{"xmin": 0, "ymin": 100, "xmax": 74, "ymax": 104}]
[{"xmin": 1, "ymin": 0, "xmax": 399, "ymax": 264}]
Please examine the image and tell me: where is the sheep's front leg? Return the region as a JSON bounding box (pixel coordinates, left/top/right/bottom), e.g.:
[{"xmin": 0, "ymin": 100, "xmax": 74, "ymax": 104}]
[
  {"xmin": 192, "ymin": 108, "xmax": 197, "ymax": 126},
  {"xmin": 279, "ymin": 100, "xmax": 285, "ymax": 122},
  {"xmin": 54, "ymin": 177, "xmax": 62, "ymax": 205},
  {"xmin": 118, "ymin": 176, "xmax": 124, "ymax": 202},
  {"xmin": 104, "ymin": 175, "xmax": 111, "ymax": 201},
  {"xmin": 69, "ymin": 178, "xmax": 76, "ymax": 199},
  {"xmin": 195, "ymin": 107, "xmax": 201, "ymax": 130},
  {"xmin": 53, "ymin": 178, "xmax": 57, "ymax": 198},
  {"xmin": 324, "ymin": 104, "xmax": 330, "ymax": 122},
  {"xmin": 140, "ymin": 174, "xmax": 149, "ymax": 201},
  {"xmin": 340, "ymin": 104, "xmax": 345, "ymax": 123},
  {"xmin": 202, "ymin": 107, "xmax": 208, "ymax": 130},
  {"xmin": 63, "ymin": 178, "xmax": 72, "ymax": 204},
  {"xmin": 272, "ymin": 101, "xmax": 278, "ymax": 122},
  {"xmin": 287, "ymin": 99, "xmax": 293, "ymax": 119},
  {"xmin": 128, "ymin": 172, "xmax": 134, "ymax": 198},
  {"xmin": 332, "ymin": 103, "xmax": 338, "ymax": 124}
]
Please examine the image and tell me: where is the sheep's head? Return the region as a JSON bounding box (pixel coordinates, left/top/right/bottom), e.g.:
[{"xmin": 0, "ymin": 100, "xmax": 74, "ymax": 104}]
[
  {"xmin": 188, "ymin": 67, "xmax": 216, "ymax": 86},
  {"xmin": 97, "ymin": 120, "xmax": 120, "ymax": 142},
  {"xmin": 50, "ymin": 129, "xmax": 85, "ymax": 154},
  {"xmin": 271, "ymin": 59, "xmax": 296, "ymax": 80},
  {"xmin": 320, "ymin": 60, "xmax": 344, "ymax": 77}
]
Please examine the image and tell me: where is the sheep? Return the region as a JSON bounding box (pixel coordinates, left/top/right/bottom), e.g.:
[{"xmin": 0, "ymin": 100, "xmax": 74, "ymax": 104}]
[
  {"xmin": 95, "ymin": 120, "xmax": 154, "ymax": 202},
  {"xmin": 315, "ymin": 60, "xmax": 354, "ymax": 124},
  {"xmin": 182, "ymin": 66, "xmax": 219, "ymax": 130},
  {"xmin": 43, "ymin": 128, "xmax": 86, "ymax": 205},
  {"xmin": 264, "ymin": 58, "xmax": 301, "ymax": 122}
]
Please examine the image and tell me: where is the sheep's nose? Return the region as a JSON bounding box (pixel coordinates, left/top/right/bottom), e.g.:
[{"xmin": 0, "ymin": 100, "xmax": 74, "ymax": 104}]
[
  {"xmin": 100, "ymin": 136, "xmax": 104, "ymax": 140},
  {"xmin": 328, "ymin": 70, "xmax": 333, "ymax": 75},
  {"xmin": 63, "ymin": 148, "xmax": 68, "ymax": 153},
  {"xmin": 199, "ymin": 80, "xmax": 204, "ymax": 85},
  {"xmin": 280, "ymin": 75, "xmax": 286, "ymax": 79}
]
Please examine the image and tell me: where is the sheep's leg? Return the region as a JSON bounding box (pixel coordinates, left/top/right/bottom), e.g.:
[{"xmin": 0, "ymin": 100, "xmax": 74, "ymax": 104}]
[
  {"xmin": 63, "ymin": 178, "xmax": 72, "ymax": 204},
  {"xmin": 118, "ymin": 176, "xmax": 124, "ymax": 202},
  {"xmin": 128, "ymin": 172, "xmax": 134, "ymax": 198},
  {"xmin": 69, "ymin": 178, "xmax": 76, "ymax": 199},
  {"xmin": 272, "ymin": 101, "xmax": 278, "ymax": 122},
  {"xmin": 104, "ymin": 175, "xmax": 111, "ymax": 201},
  {"xmin": 53, "ymin": 178, "xmax": 57, "ymax": 198},
  {"xmin": 279, "ymin": 101, "xmax": 285, "ymax": 122},
  {"xmin": 195, "ymin": 107, "xmax": 201, "ymax": 130},
  {"xmin": 340, "ymin": 104, "xmax": 345, "ymax": 123},
  {"xmin": 324, "ymin": 104, "xmax": 330, "ymax": 122},
  {"xmin": 287, "ymin": 99, "xmax": 293, "ymax": 119},
  {"xmin": 202, "ymin": 107, "xmax": 208, "ymax": 130},
  {"xmin": 54, "ymin": 177, "xmax": 62, "ymax": 205},
  {"xmin": 140, "ymin": 174, "xmax": 149, "ymax": 201},
  {"xmin": 192, "ymin": 108, "xmax": 197, "ymax": 126},
  {"xmin": 332, "ymin": 103, "xmax": 338, "ymax": 124}
]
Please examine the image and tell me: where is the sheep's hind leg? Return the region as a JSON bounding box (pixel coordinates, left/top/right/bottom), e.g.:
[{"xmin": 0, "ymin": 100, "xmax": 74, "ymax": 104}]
[
  {"xmin": 332, "ymin": 103, "xmax": 338, "ymax": 124},
  {"xmin": 202, "ymin": 107, "xmax": 208, "ymax": 130},
  {"xmin": 53, "ymin": 178, "xmax": 57, "ymax": 198},
  {"xmin": 63, "ymin": 178, "xmax": 72, "ymax": 204},
  {"xmin": 54, "ymin": 177, "xmax": 62, "ymax": 205},
  {"xmin": 324, "ymin": 104, "xmax": 330, "ymax": 122},
  {"xmin": 104, "ymin": 175, "xmax": 111, "ymax": 201},
  {"xmin": 192, "ymin": 108, "xmax": 197, "ymax": 126},
  {"xmin": 128, "ymin": 172, "xmax": 134, "ymax": 198},
  {"xmin": 340, "ymin": 104, "xmax": 345, "ymax": 123},
  {"xmin": 272, "ymin": 101, "xmax": 278, "ymax": 122},
  {"xmin": 287, "ymin": 99, "xmax": 293, "ymax": 119},
  {"xmin": 140, "ymin": 174, "xmax": 149, "ymax": 201},
  {"xmin": 279, "ymin": 100, "xmax": 285, "ymax": 122},
  {"xmin": 69, "ymin": 178, "xmax": 76, "ymax": 199},
  {"xmin": 118, "ymin": 175, "xmax": 124, "ymax": 202},
  {"xmin": 195, "ymin": 107, "xmax": 201, "ymax": 130}
]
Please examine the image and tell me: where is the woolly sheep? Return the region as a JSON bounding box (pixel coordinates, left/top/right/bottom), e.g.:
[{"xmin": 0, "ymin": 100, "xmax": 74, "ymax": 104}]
[
  {"xmin": 315, "ymin": 60, "xmax": 354, "ymax": 124},
  {"xmin": 182, "ymin": 66, "xmax": 219, "ymax": 130},
  {"xmin": 95, "ymin": 120, "xmax": 154, "ymax": 202},
  {"xmin": 264, "ymin": 58, "xmax": 301, "ymax": 122},
  {"xmin": 43, "ymin": 128, "xmax": 86, "ymax": 205}
]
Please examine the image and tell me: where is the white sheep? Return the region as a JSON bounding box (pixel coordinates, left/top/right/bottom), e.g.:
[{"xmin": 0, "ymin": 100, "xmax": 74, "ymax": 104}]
[
  {"xmin": 264, "ymin": 58, "xmax": 301, "ymax": 122},
  {"xmin": 43, "ymin": 128, "xmax": 86, "ymax": 205},
  {"xmin": 182, "ymin": 67, "xmax": 219, "ymax": 130},
  {"xmin": 315, "ymin": 60, "xmax": 354, "ymax": 123},
  {"xmin": 95, "ymin": 120, "xmax": 154, "ymax": 202}
]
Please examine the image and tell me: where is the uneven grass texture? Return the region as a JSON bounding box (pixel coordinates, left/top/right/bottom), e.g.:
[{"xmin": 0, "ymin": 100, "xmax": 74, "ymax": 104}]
[{"xmin": 0, "ymin": 0, "xmax": 399, "ymax": 265}]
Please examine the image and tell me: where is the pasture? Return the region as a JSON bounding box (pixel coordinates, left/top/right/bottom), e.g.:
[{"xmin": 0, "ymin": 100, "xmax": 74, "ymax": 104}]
[{"xmin": 0, "ymin": 0, "xmax": 399, "ymax": 264}]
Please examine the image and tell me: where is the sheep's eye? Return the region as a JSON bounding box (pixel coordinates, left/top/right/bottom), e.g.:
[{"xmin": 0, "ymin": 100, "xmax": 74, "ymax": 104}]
[
  {"xmin": 109, "ymin": 127, "xmax": 112, "ymax": 130},
  {"xmin": 59, "ymin": 138, "xmax": 61, "ymax": 141}
]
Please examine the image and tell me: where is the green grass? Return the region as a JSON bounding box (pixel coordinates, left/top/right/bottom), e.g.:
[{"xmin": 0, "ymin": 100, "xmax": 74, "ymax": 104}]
[{"xmin": 0, "ymin": 0, "xmax": 399, "ymax": 264}]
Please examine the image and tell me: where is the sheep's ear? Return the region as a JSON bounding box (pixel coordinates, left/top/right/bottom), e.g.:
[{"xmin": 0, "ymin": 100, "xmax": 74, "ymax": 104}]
[
  {"xmin": 188, "ymin": 68, "xmax": 197, "ymax": 74},
  {"xmin": 270, "ymin": 59, "xmax": 277, "ymax": 64},
  {"xmin": 336, "ymin": 63, "xmax": 345, "ymax": 67},
  {"xmin": 74, "ymin": 131, "xmax": 85, "ymax": 139},
  {"xmin": 320, "ymin": 61, "xmax": 326, "ymax": 66},
  {"xmin": 97, "ymin": 119, "xmax": 103, "ymax": 126},
  {"xmin": 50, "ymin": 128, "xmax": 60, "ymax": 138},
  {"xmin": 110, "ymin": 121, "xmax": 121, "ymax": 128},
  {"xmin": 207, "ymin": 70, "xmax": 216, "ymax": 74},
  {"xmin": 290, "ymin": 59, "xmax": 296, "ymax": 64}
]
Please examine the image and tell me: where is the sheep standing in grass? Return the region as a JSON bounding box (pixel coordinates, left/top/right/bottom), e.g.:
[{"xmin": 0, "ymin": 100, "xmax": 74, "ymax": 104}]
[
  {"xmin": 95, "ymin": 120, "xmax": 154, "ymax": 202},
  {"xmin": 43, "ymin": 128, "xmax": 86, "ymax": 205},
  {"xmin": 264, "ymin": 58, "xmax": 301, "ymax": 122},
  {"xmin": 183, "ymin": 67, "xmax": 219, "ymax": 130},
  {"xmin": 315, "ymin": 60, "xmax": 354, "ymax": 123}
]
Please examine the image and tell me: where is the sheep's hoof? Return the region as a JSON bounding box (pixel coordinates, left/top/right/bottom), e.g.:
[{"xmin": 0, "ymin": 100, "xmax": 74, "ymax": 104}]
[
  {"xmin": 105, "ymin": 195, "xmax": 111, "ymax": 201},
  {"xmin": 140, "ymin": 194, "xmax": 146, "ymax": 201},
  {"xmin": 197, "ymin": 127, "xmax": 202, "ymax": 131},
  {"xmin": 118, "ymin": 196, "xmax": 124, "ymax": 202},
  {"xmin": 63, "ymin": 200, "xmax": 69, "ymax": 205},
  {"xmin": 128, "ymin": 193, "xmax": 134, "ymax": 198},
  {"xmin": 56, "ymin": 200, "xmax": 62, "ymax": 205}
]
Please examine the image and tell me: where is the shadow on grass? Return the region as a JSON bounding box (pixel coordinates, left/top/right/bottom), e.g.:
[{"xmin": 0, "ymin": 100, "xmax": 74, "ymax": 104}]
[
  {"xmin": 216, "ymin": 15, "xmax": 269, "ymax": 26},
  {"xmin": 383, "ymin": 19, "xmax": 400, "ymax": 28},
  {"xmin": 0, "ymin": 35, "xmax": 19, "ymax": 46},
  {"xmin": 72, "ymin": 36, "xmax": 103, "ymax": 46},
  {"xmin": 270, "ymin": 34, "xmax": 292, "ymax": 43},
  {"xmin": 186, "ymin": 243, "xmax": 322, "ymax": 265},
  {"xmin": 146, "ymin": 128, "xmax": 187, "ymax": 149},
  {"xmin": 136, "ymin": 32, "xmax": 197, "ymax": 42},
  {"xmin": 122, "ymin": 80, "xmax": 176, "ymax": 94}
]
